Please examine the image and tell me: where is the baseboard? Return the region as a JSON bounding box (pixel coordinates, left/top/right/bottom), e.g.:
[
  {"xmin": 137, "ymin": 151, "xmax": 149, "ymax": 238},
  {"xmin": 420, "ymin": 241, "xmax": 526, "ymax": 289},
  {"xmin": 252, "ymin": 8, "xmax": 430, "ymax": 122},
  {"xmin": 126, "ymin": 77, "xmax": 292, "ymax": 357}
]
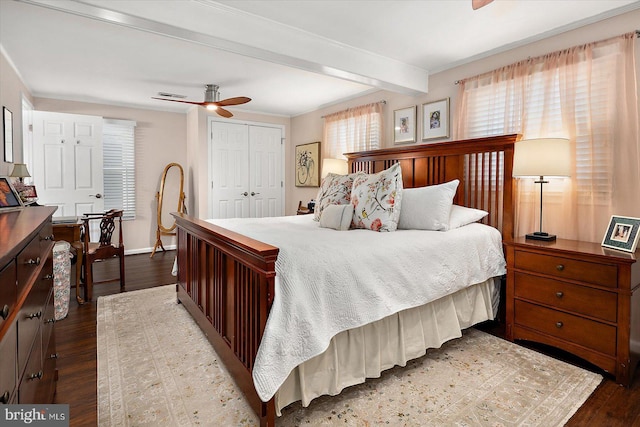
[{"xmin": 124, "ymin": 245, "xmax": 176, "ymax": 256}]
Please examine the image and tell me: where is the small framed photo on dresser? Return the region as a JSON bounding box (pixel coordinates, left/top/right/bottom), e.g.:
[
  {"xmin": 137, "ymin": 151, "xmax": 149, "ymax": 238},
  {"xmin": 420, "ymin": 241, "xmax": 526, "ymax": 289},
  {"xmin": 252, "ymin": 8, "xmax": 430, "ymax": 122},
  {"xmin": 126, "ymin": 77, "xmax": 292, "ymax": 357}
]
[
  {"xmin": 601, "ymin": 215, "xmax": 640, "ymax": 253},
  {"xmin": 0, "ymin": 176, "xmax": 24, "ymax": 212}
]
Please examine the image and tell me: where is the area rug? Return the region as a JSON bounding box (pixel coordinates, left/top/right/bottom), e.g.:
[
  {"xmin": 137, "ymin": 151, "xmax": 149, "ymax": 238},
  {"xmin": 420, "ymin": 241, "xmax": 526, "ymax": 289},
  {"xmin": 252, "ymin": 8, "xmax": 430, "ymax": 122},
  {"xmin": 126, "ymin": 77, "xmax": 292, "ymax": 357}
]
[{"xmin": 97, "ymin": 285, "xmax": 602, "ymax": 426}]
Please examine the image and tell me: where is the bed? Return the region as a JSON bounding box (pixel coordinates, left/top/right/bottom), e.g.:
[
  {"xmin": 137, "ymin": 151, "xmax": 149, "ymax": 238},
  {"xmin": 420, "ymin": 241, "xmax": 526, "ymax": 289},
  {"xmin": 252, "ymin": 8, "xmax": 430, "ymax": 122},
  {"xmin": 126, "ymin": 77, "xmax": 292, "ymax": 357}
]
[{"xmin": 172, "ymin": 133, "xmax": 519, "ymax": 426}]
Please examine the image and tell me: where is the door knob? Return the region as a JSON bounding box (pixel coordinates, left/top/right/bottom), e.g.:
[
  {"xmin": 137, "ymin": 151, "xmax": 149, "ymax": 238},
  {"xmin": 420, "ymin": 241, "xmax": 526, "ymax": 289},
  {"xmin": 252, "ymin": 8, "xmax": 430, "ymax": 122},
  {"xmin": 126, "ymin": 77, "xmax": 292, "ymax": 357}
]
[
  {"xmin": 240, "ymin": 192, "xmax": 248, "ymax": 196},
  {"xmin": 251, "ymin": 192, "xmax": 261, "ymax": 196},
  {"xmin": 90, "ymin": 193, "xmax": 103, "ymax": 198}
]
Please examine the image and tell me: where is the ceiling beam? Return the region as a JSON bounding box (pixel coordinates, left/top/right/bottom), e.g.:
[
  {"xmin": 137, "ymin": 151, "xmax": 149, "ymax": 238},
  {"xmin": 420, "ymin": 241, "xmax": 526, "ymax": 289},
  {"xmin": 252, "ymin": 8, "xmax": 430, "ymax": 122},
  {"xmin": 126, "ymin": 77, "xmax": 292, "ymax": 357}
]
[{"xmin": 19, "ymin": 0, "xmax": 429, "ymax": 95}]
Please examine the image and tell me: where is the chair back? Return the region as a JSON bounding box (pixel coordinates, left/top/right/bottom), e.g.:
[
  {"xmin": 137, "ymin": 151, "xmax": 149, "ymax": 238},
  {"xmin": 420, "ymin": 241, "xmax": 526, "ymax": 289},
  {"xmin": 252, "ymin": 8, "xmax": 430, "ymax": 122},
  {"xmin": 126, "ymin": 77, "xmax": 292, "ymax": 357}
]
[{"xmin": 82, "ymin": 209, "xmax": 124, "ymax": 250}]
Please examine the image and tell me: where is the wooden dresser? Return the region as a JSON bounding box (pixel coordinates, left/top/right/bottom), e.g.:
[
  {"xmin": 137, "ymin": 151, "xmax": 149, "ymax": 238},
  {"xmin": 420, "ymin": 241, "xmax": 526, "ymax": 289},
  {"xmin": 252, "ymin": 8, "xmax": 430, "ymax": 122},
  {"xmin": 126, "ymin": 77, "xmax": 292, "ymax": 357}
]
[
  {"xmin": 504, "ymin": 237, "xmax": 640, "ymax": 386},
  {"xmin": 0, "ymin": 206, "xmax": 58, "ymax": 404}
]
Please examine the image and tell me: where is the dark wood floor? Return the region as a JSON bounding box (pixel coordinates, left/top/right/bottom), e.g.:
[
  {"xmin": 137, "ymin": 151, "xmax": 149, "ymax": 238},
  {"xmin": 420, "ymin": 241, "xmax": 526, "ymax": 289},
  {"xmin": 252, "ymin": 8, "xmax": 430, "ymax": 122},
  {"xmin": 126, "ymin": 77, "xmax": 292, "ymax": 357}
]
[{"xmin": 54, "ymin": 251, "xmax": 640, "ymax": 426}]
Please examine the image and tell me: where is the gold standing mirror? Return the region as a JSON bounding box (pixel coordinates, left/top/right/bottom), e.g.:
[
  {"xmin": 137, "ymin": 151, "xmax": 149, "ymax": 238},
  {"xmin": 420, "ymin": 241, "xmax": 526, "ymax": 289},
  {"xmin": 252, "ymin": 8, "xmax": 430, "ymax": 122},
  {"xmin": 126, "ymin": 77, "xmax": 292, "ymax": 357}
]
[{"xmin": 151, "ymin": 162, "xmax": 186, "ymax": 257}]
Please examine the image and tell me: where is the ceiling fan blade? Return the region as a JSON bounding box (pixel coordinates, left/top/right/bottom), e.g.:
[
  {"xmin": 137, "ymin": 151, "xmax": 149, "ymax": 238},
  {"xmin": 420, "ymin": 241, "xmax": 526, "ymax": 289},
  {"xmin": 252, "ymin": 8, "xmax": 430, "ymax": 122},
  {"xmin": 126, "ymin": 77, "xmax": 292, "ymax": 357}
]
[
  {"xmin": 151, "ymin": 97, "xmax": 205, "ymax": 106},
  {"xmin": 216, "ymin": 96, "xmax": 252, "ymax": 107},
  {"xmin": 472, "ymin": 0, "xmax": 493, "ymax": 9},
  {"xmin": 215, "ymin": 107, "xmax": 234, "ymax": 118}
]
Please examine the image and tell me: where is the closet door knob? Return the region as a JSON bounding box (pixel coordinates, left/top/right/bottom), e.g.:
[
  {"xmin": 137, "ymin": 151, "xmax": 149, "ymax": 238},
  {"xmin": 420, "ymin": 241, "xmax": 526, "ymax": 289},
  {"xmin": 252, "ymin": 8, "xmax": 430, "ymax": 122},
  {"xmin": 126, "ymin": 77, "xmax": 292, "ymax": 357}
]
[
  {"xmin": 240, "ymin": 192, "xmax": 248, "ymax": 196},
  {"xmin": 250, "ymin": 192, "xmax": 260, "ymax": 196}
]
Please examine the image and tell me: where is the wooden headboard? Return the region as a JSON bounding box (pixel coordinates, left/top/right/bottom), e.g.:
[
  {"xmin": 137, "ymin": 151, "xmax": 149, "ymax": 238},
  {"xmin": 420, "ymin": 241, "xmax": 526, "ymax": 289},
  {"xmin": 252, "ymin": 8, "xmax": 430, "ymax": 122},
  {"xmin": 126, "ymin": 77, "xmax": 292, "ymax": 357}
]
[{"xmin": 345, "ymin": 134, "xmax": 520, "ymax": 240}]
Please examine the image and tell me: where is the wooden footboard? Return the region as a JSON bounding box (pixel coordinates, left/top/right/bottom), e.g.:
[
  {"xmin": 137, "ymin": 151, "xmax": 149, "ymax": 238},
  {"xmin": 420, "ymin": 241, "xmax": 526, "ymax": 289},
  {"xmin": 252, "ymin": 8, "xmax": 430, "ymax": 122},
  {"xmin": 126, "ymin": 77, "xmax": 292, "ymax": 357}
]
[
  {"xmin": 173, "ymin": 134, "xmax": 519, "ymax": 426},
  {"xmin": 172, "ymin": 214, "xmax": 279, "ymax": 426}
]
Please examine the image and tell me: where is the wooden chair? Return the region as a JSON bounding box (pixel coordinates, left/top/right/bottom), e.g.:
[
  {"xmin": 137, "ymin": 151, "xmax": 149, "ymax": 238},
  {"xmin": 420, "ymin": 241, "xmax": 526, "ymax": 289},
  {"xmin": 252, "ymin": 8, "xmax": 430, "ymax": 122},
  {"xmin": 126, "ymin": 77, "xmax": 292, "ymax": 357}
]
[{"xmin": 81, "ymin": 209, "xmax": 125, "ymax": 302}]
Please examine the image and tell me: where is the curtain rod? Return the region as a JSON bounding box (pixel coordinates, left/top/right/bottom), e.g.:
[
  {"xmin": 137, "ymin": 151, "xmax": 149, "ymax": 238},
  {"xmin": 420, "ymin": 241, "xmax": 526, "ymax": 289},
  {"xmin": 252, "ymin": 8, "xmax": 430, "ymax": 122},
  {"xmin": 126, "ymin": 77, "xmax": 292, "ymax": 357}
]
[
  {"xmin": 321, "ymin": 100, "xmax": 386, "ymax": 118},
  {"xmin": 454, "ymin": 30, "xmax": 639, "ymax": 85}
]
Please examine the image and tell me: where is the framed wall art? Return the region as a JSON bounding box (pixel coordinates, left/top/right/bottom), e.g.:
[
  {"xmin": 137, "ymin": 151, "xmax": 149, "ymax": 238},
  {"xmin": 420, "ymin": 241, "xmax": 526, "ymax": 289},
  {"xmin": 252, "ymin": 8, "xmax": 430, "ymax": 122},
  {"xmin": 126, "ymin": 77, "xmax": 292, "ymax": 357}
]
[
  {"xmin": 393, "ymin": 106, "xmax": 416, "ymax": 144},
  {"xmin": 3, "ymin": 107, "xmax": 13, "ymax": 163},
  {"xmin": 295, "ymin": 141, "xmax": 321, "ymax": 187},
  {"xmin": 602, "ymin": 215, "xmax": 640, "ymax": 253},
  {"xmin": 422, "ymin": 98, "xmax": 450, "ymax": 141},
  {"xmin": 0, "ymin": 176, "xmax": 24, "ymax": 212}
]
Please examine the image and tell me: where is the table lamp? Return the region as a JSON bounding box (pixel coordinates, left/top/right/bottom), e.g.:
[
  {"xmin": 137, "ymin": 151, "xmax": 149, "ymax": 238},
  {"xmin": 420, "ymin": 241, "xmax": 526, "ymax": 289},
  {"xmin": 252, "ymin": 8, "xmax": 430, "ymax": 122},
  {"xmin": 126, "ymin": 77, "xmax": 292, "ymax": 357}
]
[
  {"xmin": 513, "ymin": 138, "xmax": 571, "ymax": 241},
  {"xmin": 10, "ymin": 163, "xmax": 31, "ymax": 183},
  {"xmin": 321, "ymin": 158, "xmax": 348, "ymax": 178}
]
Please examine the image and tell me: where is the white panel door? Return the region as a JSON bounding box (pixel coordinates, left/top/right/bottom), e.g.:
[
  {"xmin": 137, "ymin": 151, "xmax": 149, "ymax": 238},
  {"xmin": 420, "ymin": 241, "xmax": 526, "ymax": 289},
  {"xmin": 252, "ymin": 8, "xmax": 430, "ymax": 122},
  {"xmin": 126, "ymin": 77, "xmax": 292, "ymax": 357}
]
[
  {"xmin": 249, "ymin": 125, "xmax": 283, "ymax": 217},
  {"xmin": 32, "ymin": 111, "xmax": 104, "ymax": 217},
  {"xmin": 210, "ymin": 121, "xmax": 250, "ymax": 219}
]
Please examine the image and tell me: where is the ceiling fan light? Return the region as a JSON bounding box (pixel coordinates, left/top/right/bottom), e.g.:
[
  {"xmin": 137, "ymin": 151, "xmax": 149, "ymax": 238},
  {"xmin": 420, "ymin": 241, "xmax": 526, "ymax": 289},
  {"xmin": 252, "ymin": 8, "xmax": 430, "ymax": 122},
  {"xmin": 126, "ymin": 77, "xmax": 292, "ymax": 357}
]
[{"xmin": 206, "ymin": 104, "xmax": 218, "ymax": 111}]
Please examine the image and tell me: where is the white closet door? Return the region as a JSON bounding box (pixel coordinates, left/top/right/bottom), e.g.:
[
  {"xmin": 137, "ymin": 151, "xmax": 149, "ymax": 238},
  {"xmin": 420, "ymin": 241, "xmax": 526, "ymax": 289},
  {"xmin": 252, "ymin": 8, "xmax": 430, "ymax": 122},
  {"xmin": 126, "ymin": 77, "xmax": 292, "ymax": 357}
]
[
  {"xmin": 210, "ymin": 121, "xmax": 250, "ymax": 219},
  {"xmin": 249, "ymin": 125, "xmax": 283, "ymax": 218},
  {"xmin": 32, "ymin": 111, "xmax": 104, "ymax": 217}
]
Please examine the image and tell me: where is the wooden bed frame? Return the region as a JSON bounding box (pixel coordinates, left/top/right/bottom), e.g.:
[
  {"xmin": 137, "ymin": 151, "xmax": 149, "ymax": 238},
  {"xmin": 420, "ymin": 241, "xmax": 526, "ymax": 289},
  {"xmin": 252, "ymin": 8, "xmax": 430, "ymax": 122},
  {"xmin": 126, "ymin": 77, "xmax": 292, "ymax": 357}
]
[{"xmin": 172, "ymin": 133, "xmax": 519, "ymax": 426}]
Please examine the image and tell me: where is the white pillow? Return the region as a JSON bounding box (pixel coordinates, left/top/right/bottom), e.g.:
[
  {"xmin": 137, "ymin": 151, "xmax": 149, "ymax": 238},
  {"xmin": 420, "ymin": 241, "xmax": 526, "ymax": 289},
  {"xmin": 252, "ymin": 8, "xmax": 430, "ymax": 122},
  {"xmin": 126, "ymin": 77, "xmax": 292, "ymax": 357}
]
[
  {"xmin": 351, "ymin": 163, "xmax": 403, "ymax": 232},
  {"xmin": 319, "ymin": 204, "xmax": 354, "ymax": 231},
  {"xmin": 397, "ymin": 180, "xmax": 459, "ymax": 231},
  {"xmin": 449, "ymin": 205, "xmax": 489, "ymax": 229}
]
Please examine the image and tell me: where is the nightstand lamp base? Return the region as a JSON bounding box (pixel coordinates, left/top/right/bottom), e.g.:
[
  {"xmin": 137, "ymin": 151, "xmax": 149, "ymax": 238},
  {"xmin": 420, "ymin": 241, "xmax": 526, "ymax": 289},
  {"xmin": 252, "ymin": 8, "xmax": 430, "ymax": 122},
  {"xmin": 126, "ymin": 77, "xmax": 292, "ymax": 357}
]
[{"xmin": 525, "ymin": 231, "xmax": 556, "ymax": 241}]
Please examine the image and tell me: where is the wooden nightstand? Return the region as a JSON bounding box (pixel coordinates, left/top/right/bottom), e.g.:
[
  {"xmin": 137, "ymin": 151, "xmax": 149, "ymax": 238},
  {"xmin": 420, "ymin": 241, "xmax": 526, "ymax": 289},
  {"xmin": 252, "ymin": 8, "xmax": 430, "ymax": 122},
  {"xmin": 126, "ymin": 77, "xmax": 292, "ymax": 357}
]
[
  {"xmin": 504, "ymin": 237, "xmax": 639, "ymax": 386},
  {"xmin": 296, "ymin": 201, "xmax": 314, "ymax": 215}
]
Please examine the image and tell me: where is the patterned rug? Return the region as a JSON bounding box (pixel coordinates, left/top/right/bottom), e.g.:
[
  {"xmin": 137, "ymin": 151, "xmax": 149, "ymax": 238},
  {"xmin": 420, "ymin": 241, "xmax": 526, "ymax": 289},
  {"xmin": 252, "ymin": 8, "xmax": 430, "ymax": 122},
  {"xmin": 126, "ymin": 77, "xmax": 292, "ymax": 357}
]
[{"xmin": 97, "ymin": 285, "xmax": 602, "ymax": 426}]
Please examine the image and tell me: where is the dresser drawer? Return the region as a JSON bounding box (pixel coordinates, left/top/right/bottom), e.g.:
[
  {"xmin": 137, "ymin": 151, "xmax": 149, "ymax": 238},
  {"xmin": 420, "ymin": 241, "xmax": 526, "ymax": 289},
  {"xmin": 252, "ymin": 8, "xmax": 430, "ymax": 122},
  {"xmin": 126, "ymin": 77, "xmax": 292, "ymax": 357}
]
[
  {"xmin": 17, "ymin": 276, "xmax": 49, "ymax": 378},
  {"xmin": 16, "ymin": 236, "xmax": 44, "ymax": 296},
  {"xmin": 514, "ymin": 272, "xmax": 617, "ymax": 322},
  {"xmin": 17, "ymin": 337, "xmax": 42, "ymax": 404},
  {"xmin": 514, "ymin": 250, "xmax": 617, "ymax": 288},
  {"xmin": 0, "ymin": 261, "xmax": 17, "ymax": 330},
  {"xmin": 514, "ymin": 300, "xmax": 616, "ymax": 356},
  {"xmin": 0, "ymin": 322, "xmax": 17, "ymax": 405},
  {"xmin": 38, "ymin": 223, "xmax": 54, "ymax": 255}
]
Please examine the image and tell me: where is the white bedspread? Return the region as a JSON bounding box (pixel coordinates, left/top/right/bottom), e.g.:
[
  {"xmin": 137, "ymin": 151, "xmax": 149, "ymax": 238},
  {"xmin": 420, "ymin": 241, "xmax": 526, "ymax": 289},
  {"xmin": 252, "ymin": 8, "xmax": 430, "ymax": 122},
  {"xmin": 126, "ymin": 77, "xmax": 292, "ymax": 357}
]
[{"xmin": 206, "ymin": 215, "xmax": 506, "ymax": 402}]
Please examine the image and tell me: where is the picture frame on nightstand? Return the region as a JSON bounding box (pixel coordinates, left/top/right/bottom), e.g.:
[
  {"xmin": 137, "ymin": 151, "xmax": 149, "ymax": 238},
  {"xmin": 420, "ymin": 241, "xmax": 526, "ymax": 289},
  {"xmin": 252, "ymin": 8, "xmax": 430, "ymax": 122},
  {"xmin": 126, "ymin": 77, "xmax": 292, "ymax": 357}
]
[{"xmin": 601, "ymin": 215, "xmax": 640, "ymax": 253}]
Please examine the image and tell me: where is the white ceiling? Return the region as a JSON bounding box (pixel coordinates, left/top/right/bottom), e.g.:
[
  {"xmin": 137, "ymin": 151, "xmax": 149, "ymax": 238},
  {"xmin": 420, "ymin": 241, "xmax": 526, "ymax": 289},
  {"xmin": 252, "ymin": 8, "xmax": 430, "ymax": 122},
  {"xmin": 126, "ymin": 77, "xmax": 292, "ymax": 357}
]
[{"xmin": 1, "ymin": 0, "xmax": 638, "ymax": 117}]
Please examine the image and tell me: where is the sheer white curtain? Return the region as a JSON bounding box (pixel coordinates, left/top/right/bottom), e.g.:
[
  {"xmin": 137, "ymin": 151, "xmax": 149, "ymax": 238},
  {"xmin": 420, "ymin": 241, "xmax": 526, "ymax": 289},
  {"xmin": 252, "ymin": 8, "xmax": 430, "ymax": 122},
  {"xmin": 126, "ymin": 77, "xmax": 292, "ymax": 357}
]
[
  {"xmin": 323, "ymin": 102, "xmax": 383, "ymax": 160},
  {"xmin": 456, "ymin": 33, "xmax": 640, "ymax": 242}
]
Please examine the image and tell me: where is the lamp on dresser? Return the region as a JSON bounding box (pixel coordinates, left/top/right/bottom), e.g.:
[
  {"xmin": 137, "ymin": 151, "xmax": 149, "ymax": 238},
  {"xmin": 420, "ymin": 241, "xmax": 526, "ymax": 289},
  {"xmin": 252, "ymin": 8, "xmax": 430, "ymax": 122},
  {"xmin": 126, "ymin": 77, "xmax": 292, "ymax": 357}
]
[
  {"xmin": 9, "ymin": 163, "xmax": 31, "ymax": 183},
  {"xmin": 513, "ymin": 138, "xmax": 571, "ymax": 241}
]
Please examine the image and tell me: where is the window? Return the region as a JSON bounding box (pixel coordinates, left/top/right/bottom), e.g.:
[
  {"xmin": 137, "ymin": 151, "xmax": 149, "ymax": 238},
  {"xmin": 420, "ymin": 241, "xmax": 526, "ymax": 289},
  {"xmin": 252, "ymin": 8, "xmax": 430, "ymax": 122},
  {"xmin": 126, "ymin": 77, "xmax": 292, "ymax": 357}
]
[
  {"xmin": 323, "ymin": 102, "xmax": 383, "ymax": 159},
  {"xmin": 456, "ymin": 33, "xmax": 639, "ymax": 241},
  {"xmin": 103, "ymin": 119, "xmax": 136, "ymax": 219}
]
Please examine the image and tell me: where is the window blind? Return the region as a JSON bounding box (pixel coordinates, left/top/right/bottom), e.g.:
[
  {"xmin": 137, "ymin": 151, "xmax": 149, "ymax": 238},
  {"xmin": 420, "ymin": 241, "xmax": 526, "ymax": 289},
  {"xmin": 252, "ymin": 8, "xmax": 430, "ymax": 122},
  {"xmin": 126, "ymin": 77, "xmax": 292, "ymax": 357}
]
[
  {"xmin": 103, "ymin": 119, "xmax": 136, "ymax": 219},
  {"xmin": 460, "ymin": 44, "xmax": 619, "ymax": 202},
  {"xmin": 323, "ymin": 103, "xmax": 382, "ymax": 159}
]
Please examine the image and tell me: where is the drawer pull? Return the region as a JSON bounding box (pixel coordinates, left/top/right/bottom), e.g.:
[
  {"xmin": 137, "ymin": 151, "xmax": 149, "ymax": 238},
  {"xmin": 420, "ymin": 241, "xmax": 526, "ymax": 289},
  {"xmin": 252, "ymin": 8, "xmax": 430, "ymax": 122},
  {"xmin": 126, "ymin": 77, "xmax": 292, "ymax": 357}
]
[
  {"xmin": 42, "ymin": 234, "xmax": 55, "ymax": 241},
  {"xmin": 0, "ymin": 391, "xmax": 9, "ymax": 404},
  {"xmin": 28, "ymin": 371, "xmax": 43, "ymax": 381},
  {"xmin": 556, "ymin": 264, "xmax": 565, "ymax": 271},
  {"xmin": 556, "ymin": 321, "xmax": 564, "ymax": 328},
  {"xmin": 25, "ymin": 257, "xmax": 41, "ymax": 266},
  {"xmin": 555, "ymin": 291, "xmax": 564, "ymax": 298},
  {"xmin": 1, "ymin": 304, "xmax": 9, "ymax": 320},
  {"xmin": 45, "ymin": 317, "xmax": 56, "ymax": 324},
  {"xmin": 26, "ymin": 311, "xmax": 42, "ymax": 320},
  {"xmin": 44, "ymin": 274, "xmax": 54, "ymax": 280},
  {"xmin": 50, "ymin": 353, "xmax": 59, "ymax": 359}
]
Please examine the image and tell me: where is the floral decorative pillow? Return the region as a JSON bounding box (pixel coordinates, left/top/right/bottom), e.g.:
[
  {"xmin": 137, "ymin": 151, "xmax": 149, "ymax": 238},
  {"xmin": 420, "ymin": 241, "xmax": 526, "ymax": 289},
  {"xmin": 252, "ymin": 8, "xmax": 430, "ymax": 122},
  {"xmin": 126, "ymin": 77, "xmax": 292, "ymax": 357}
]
[
  {"xmin": 314, "ymin": 172, "xmax": 361, "ymax": 221},
  {"xmin": 351, "ymin": 163, "xmax": 403, "ymax": 232}
]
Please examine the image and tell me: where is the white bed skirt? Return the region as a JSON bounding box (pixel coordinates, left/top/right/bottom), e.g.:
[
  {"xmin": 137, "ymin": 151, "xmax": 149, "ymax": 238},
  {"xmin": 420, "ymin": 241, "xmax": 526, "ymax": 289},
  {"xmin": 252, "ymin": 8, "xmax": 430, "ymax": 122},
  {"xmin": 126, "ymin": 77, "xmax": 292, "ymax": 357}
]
[{"xmin": 275, "ymin": 278, "xmax": 499, "ymax": 414}]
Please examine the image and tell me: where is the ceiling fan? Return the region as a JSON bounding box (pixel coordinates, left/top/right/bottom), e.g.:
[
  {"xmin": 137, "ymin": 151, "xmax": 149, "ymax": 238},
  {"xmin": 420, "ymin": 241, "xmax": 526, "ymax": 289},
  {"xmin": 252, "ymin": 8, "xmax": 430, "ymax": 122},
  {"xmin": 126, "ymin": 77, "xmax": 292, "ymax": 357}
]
[
  {"xmin": 472, "ymin": 0, "xmax": 494, "ymax": 9},
  {"xmin": 152, "ymin": 84, "xmax": 251, "ymax": 118}
]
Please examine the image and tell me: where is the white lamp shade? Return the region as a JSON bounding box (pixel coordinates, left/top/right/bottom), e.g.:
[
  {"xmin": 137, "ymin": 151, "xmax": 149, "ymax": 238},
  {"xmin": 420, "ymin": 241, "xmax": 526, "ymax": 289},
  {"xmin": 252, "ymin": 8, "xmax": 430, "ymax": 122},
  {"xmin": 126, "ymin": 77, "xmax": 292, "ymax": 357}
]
[
  {"xmin": 321, "ymin": 158, "xmax": 348, "ymax": 178},
  {"xmin": 9, "ymin": 163, "xmax": 31, "ymax": 178},
  {"xmin": 513, "ymin": 138, "xmax": 571, "ymax": 177}
]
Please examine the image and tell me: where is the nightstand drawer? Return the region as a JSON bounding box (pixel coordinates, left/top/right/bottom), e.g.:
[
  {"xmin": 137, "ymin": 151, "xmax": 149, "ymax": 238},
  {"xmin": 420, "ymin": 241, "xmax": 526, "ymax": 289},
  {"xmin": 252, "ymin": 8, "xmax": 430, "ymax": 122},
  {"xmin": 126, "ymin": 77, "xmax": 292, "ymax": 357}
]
[
  {"xmin": 514, "ymin": 251, "xmax": 617, "ymax": 288},
  {"xmin": 515, "ymin": 300, "xmax": 616, "ymax": 356},
  {"xmin": 514, "ymin": 272, "xmax": 617, "ymax": 322}
]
